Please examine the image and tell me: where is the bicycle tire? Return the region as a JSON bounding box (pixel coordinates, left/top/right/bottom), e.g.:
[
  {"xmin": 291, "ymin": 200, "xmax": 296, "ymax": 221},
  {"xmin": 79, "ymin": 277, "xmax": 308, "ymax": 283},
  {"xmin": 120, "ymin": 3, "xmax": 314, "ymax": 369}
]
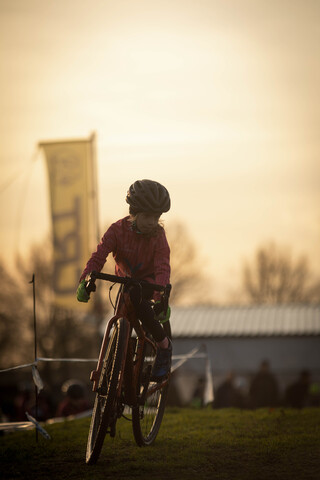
[
  {"xmin": 86, "ymin": 317, "xmax": 128, "ymax": 464},
  {"xmin": 132, "ymin": 321, "xmax": 172, "ymax": 446}
]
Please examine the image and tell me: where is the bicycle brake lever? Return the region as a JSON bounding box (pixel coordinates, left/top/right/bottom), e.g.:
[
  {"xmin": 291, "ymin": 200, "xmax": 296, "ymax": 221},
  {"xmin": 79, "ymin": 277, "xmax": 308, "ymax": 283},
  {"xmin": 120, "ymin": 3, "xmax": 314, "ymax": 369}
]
[
  {"xmin": 164, "ymin": 284, "xmax": 172, "ymax": 297},
  {"xmin": 161, "ymin": 284, "xmax": 172, "ymax": 313},
  {"xmin": 85, "ymin": 272, "xmax": 97, "ymax": 294}
]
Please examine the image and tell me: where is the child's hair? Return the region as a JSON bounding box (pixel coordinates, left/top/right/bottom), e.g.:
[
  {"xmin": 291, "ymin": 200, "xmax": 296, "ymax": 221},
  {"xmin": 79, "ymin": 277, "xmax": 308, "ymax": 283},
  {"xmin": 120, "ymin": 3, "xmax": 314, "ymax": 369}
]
[{"xmin": 127, "ymin": 214, "xmax": 164, "ymax": 236}]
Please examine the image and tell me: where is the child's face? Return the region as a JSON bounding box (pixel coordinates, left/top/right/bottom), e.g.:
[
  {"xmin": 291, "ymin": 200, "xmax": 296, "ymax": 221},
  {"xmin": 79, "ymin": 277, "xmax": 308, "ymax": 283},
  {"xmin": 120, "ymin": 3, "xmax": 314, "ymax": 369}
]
[{"xmin": 136, "ymin": 212, "xmax": 160, "ymax": 234}]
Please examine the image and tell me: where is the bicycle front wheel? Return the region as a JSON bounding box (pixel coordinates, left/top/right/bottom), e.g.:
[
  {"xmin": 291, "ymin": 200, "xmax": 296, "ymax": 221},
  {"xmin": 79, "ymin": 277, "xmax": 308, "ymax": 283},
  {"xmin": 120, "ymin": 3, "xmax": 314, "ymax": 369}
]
[
  {"xmin": 132, "ymin": 321, "xmax": 171, "ymax": 446},
  {"xmin": 86, "ymin": 317, "xmax": 128, "ymax": 464}
]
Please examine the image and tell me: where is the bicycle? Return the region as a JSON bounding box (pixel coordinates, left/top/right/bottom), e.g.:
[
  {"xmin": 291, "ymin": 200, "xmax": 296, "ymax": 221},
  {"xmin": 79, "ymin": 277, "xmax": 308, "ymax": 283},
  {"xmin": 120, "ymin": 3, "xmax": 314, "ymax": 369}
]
[{"xmin": 84, "ymin": 270, "xmax": 172, "ymax": 465}]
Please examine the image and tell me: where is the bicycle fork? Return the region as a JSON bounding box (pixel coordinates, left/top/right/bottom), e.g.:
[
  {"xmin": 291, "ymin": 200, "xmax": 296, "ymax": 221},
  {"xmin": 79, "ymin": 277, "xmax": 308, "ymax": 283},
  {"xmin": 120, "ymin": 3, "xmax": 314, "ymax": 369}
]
[{"xmin": 90, "ymin": 315, "xmax": 120, "ymax": 392}]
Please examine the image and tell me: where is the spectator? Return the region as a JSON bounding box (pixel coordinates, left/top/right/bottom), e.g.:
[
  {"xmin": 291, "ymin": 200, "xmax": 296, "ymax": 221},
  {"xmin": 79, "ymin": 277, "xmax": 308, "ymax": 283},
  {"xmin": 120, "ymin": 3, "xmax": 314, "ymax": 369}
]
[
  {"xmin": 309, "ymin": 382, "xmax": 320, "ymax": 407},
  {"xmin": 191, "ymin": 377, "xmax": 205, "ymax": 408},
  {"xmin": 13, "ymin": 382, "xmax": 34, "ymax": 421},
  {"xmin": 285, "ymin": 370, "xmax": 311, "ymax": 409},
  {"xmin": 13, "ymin": 382, "xmax": 52, "ymax": 421},
  {"xmin": 213, "ymin": 372, "xmax": 245, "ymax": 409},
  {"xmin": 249, "ymin": 360, "xmax": 279, "ymax": 408},
  {"xmin": 56, "ymin": 379, "xmax": 90, "ymax": 417}
]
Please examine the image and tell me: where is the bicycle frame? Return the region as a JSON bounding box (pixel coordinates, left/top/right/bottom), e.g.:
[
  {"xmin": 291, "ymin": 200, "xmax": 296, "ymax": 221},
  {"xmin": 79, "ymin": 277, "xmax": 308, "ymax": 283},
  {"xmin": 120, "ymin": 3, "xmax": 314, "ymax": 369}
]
[
  {"xmin": 90, "ymin": 286, "xmax": 169, "ymax": 406},
  {"xmin": 90, "ymin": 288, "xmax": 131, "ymax": 392}
]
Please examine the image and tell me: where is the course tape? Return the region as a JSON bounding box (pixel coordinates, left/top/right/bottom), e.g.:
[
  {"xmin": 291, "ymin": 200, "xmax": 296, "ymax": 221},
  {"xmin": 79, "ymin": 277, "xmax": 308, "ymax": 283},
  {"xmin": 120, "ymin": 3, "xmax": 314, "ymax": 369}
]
[
  {"xmin": 37, "ymin": 357, "xmax": 98, "ymax": 363},
  {"xmin": 0, "ymin": 362, "xmax": 37, "ymax": 373},
  {"xmin": 171, "ymin": 347, "xmax": 200, "ymax": 373},
  {"xmin": 0, "ymin": 358, "xmax": 97, "ymax": 373},
  {"xmin": 32, "ymin": 365, "xmax": 44, "ymax": 393},
  {"xmin": 25, "ymin": 412, "xmax": 51, "ymax": 440},
  {"xmin": 0, "ymin": 410, "xmax": 94, "ymax": 433},
  {"xmin": 0, "ymin": 351, "xmax": 207, "ymax": 373}
]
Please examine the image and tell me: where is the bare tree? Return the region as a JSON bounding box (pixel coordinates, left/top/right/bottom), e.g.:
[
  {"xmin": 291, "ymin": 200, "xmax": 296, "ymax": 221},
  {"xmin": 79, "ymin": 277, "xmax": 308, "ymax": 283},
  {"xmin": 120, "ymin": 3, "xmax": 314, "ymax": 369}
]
[
  {"xmin": 0, "ymin": 239, "xmax": 103, "ymax": 386},
  {"xmin": 0, "ymin": 261, "xmax": 33, "ymax": 368},
  {"xmin": 242, "ymin": 242, "xmax": 320, "ymax": 304},
  {"xmin": 165, "ymin": 221, "xmax": 214, "ymax": 305}
]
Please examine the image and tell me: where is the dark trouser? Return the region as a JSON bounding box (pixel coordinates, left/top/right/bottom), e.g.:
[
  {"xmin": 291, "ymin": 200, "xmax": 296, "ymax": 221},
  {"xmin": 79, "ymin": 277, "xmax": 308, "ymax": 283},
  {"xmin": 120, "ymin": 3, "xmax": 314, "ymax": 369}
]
[{"xmin": 128, "ymin": 285, "xmax": 166, "ymax": 343}]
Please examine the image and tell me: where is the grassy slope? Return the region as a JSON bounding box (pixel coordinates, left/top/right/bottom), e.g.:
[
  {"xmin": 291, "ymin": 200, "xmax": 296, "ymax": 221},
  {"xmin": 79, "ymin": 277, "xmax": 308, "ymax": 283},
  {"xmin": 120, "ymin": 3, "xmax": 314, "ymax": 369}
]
[{"xmin": 1, "ymin": 408, "xmax": 320, "ymax": 480}]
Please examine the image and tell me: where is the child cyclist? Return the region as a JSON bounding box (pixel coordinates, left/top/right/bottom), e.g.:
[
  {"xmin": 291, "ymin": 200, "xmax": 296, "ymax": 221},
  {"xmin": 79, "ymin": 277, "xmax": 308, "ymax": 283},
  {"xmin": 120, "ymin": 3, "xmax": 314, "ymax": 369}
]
[{"xmin": 76, "ymin": 179, "xmax": 172, "ymax": 381}]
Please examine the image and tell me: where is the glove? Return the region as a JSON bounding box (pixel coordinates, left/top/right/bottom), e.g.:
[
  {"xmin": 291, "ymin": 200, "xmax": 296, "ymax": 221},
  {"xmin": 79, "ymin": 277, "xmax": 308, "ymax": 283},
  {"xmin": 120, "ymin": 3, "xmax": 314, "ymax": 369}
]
[
  {"xmin": 153, "ymin": 300, "xmax": 171, "ymax": 323},
  {"xmin": 76, "ymin": 279, "xmax": 90, "ymax": 303}
]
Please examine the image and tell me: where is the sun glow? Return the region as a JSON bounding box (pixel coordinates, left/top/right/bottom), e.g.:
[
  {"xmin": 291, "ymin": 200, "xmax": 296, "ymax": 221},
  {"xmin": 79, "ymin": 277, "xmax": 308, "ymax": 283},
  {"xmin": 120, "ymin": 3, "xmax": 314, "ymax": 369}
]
[{"xmin": 1, "ymin": 0, "xmax": 319, "ymax": 300}]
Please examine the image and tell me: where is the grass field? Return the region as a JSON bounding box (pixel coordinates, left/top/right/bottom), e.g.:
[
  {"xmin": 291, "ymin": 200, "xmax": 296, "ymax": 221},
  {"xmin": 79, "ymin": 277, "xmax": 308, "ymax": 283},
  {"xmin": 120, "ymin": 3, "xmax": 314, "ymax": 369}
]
[{"xmin": 1, "ymin": 407, "xmax": 320, "ymax": 480}]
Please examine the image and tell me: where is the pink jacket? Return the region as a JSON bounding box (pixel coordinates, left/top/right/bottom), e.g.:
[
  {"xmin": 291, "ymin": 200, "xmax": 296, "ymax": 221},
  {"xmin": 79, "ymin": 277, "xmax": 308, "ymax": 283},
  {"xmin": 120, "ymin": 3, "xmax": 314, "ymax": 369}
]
[{"xmin": 80, "ymin": 216, "xmax": 170, "ymax": 300}]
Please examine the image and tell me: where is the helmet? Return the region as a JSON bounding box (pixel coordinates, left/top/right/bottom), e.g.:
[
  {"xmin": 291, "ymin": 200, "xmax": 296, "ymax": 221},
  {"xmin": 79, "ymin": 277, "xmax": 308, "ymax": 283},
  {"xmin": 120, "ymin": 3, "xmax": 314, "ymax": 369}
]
[{"xmin": 126, "ymin": 179, "xmax": 171, "ymax": 215}]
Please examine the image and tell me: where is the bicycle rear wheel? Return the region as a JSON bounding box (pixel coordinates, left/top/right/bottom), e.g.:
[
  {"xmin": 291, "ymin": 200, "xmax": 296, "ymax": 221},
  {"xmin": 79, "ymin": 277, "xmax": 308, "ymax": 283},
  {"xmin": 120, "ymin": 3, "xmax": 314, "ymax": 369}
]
[
  {"xmin": 132, "ymin": 321, "xmax": 171, "ymax": 446},
  {"xmin": 86, "ymin": 318, "xmax": 127, "ymax": 464}
]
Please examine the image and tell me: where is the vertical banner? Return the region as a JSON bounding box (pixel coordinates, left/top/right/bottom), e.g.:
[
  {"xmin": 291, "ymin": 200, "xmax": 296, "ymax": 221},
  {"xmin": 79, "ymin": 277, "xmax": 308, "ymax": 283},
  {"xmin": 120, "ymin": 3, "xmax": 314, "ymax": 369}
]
[{"xmin": 39, "ymin": 133, "xmax": 99, "ymax": 309}]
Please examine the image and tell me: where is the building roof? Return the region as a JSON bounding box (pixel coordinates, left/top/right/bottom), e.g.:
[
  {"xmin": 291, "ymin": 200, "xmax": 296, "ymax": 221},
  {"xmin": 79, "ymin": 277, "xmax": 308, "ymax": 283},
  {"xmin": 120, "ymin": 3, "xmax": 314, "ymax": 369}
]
[{"xmin": 170, "ymin": 305, "xmax": 320, "ymax": 338}]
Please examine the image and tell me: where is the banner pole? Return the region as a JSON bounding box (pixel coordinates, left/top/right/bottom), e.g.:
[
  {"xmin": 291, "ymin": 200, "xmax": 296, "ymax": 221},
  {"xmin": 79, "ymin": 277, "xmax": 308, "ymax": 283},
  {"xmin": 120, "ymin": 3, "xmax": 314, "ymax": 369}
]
[{"xmin": 29, "ymin": 274, "xmax": 38, "ymax": 442}]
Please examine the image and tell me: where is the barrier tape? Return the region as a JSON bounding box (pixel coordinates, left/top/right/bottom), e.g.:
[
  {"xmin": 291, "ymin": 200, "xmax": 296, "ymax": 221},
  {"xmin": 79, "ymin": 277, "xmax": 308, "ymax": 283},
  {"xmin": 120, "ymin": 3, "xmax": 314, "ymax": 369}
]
[
  {"xmin": 0, "ymin": 411, "xmax": 94, "ymax": 433},
  {"xmin": 0, "ymin": 421, "xmax": 34, "ymax": 432},
  {"xmin": 25, "ymin": 412, "xmax": 51, "ymax": 440},
  {"xmin": 32, "ymin": 365, "xmax": 44, "ymax": 393},
  {"xmin": 0, "ymin": 362, "xmax": 37, "ymax": 373},
  {"xmin": 171, "ymin": 347, "xmax": 201, "ymax": 373},
  {"xmin": 0, "ymin": 352, "xmax": 207, "ymax": 373},
  {"xmin": 0, "ymin": 358, "xmax": 97, "ymax": 373},
  {"xmin": 37, "ymin": 357, "xmax": 98, "ymax": 363}
]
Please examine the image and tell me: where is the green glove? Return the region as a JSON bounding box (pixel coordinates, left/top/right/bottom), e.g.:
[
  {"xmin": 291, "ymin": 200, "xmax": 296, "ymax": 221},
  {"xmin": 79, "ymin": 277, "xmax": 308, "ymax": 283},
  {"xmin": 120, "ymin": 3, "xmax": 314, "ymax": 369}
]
[
  {"xmin": 153, "ymin": 301, "xmax": 171, "ymax": 323},
  {"xmin": 76, "ymin": 279, "xmax": 90, "ymax": 303}
]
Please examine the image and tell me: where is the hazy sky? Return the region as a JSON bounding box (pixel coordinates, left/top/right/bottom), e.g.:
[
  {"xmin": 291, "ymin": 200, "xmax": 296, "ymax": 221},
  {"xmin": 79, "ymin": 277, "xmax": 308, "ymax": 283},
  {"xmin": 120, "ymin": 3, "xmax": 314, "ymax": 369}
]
[{"xmin": 1, "ymin": 0, "xmax": 319, "ymax": 300}]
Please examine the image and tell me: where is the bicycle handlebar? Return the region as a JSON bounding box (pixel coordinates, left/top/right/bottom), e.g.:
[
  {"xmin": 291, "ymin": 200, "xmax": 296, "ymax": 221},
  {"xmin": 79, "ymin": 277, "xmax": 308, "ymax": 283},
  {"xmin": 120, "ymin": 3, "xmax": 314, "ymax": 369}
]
[{"xmin": 85, "ymin": 270, "xmax": 172, "ymax": 298}]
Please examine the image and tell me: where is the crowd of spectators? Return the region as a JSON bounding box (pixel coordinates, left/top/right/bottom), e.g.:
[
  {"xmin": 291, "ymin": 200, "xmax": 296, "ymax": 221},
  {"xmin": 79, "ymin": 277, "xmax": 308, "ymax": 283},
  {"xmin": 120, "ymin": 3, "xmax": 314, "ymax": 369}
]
[
  {"xmin": 211, "ymin": 360, "xmax": 319, "ymax": 409},
  {"xmin": 1, "ymin": 378, "xmax": 91, "ymax": 423},
  {"xmin": 1, "ymin": 361, "xmax": 319, "ymax": 422}
]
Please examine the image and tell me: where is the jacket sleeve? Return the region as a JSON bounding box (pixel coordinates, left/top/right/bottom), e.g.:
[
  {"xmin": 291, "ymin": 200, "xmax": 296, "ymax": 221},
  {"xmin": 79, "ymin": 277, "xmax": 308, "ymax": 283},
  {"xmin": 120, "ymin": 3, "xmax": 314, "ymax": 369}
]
[
  {"xmin": 153, "ymin": 232, "xmax": 171, "ymax": 301},
  {"xmin": 79, "ymin": 224, "xmax": 117, "ymax": 282}
]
